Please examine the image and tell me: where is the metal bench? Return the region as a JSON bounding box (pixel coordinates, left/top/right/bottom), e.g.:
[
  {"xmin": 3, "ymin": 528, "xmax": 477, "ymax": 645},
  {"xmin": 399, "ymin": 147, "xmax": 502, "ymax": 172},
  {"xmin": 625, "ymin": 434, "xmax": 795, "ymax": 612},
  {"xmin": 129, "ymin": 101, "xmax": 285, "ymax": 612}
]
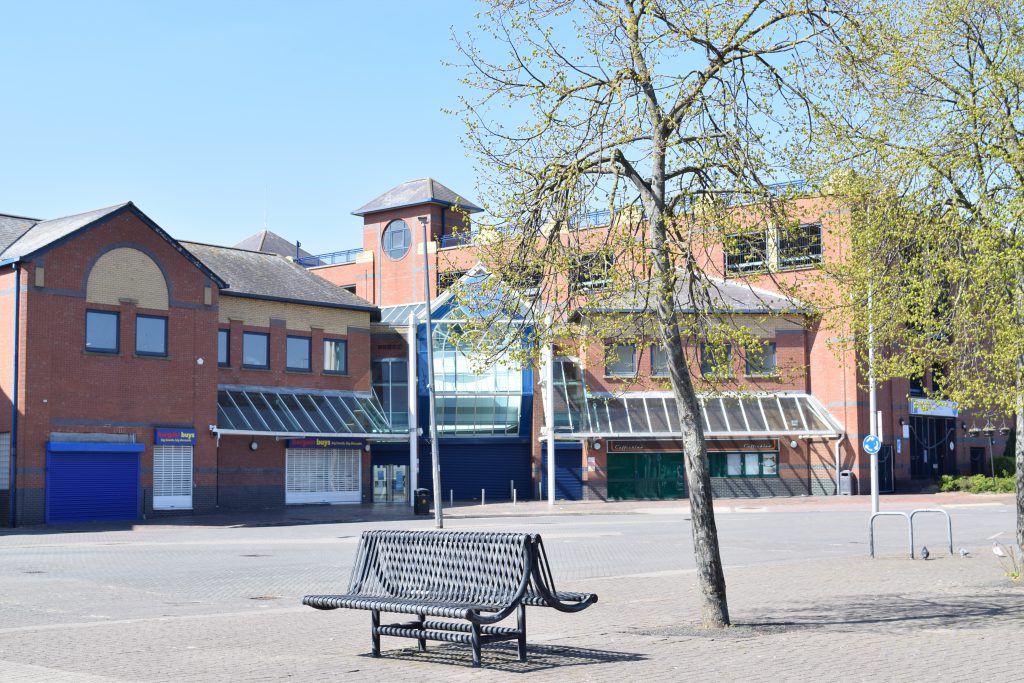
[{"xmin": 303, "ymin": 529, "xmax": 598, "ymax": 667}]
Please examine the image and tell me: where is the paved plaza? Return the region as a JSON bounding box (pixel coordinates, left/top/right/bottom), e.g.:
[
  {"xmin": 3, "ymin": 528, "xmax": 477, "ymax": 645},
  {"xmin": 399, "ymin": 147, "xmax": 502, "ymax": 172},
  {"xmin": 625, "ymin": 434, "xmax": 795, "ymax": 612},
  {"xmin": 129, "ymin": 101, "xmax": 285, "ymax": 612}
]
[{"xmin": 0, "ymin": 494, "xmax": 1021, "ymax": 681}]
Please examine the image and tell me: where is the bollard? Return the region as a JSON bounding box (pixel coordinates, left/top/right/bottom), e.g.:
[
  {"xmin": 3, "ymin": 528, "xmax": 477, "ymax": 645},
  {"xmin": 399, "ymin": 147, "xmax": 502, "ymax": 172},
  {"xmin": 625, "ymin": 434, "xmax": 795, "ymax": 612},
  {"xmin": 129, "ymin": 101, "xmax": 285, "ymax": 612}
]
[
  {"xmin": 481, "ymin": 489, "xmax": 485, "ymax": 506},
  {"xmin": 450, "ymin": 489, "xmax": 454, "ymax": 507},
  {"xmin": 513, "ymin": 488, "xmax": 517, "ymax": 506}
]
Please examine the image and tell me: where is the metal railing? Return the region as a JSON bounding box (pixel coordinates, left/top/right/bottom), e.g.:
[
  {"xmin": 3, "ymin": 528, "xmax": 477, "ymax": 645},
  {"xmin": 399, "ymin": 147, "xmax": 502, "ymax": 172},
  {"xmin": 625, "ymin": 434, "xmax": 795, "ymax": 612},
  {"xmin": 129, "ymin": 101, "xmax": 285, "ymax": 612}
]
[
  {"xmin": 569, "ymin": 209, "xmax": 613, "ymax": 230},
  {"xmin": 296, "ymin": 248, "xmax": 362, "ymax": 268},
  {"xmin": 439, "ymin": 233, "xmax": 473, "ymax": 249}
]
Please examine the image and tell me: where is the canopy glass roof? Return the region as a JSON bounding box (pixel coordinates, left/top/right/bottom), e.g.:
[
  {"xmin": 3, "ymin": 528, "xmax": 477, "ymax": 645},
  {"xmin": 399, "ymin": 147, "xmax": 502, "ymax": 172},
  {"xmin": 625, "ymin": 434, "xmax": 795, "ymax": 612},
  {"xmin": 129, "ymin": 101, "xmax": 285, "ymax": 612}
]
[
  {"xmin": 215, "ymin": 386, "xmax": 399, "ymax": 436},
  {"xmin": 551, "ymin": 358, "xmax": 843, "ymax": 438}
]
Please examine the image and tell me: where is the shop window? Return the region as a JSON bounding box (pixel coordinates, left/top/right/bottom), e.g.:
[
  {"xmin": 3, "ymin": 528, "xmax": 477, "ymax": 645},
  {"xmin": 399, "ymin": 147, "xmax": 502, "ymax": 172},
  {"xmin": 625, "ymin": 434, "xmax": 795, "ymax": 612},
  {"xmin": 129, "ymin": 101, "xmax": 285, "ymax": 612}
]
[
  {"xmin": 136, "ymin": 315, "xmax": 167, "ymax": 357},
  {"xmin": 217, "ymin": 329, "xmax": 230, "ymax": 367},
  {"xmin": 324, "ymin": 339, "xmax": 348, "ymax": 374},
  {"xmin": 382, "ymin": 219, "xmax": 411, "ymax": 260},
  {"xmin": 724, "ymin": 232, "xmax": 768, "ymax": 273},
  {"xmin": 650, "ymin": 344, "xmax": 670, "ymax": 377},
  {"xmin": 745, "ymin": 341, "xmax": 777, "ymax": 376},
  {"xmin": 242, "ymin": 332, "xmax": 269, "ymax": 369},
  {"xmin": 373, "ymin": 358, "xmax": 409, "ymax": 430},
  {"xmin": 778, "ymin": 222, "xmax": 823, "ymax": 269},
  {"xmin": 85, "ymin": 310, "xmax": 119, "ymax": 353},
  {"xmin": 700, "ymin": 343, "xmax": 732, "ymax": 377},
  {"xmin": 605, "ymin": 344, "xmax": 636, "ymax": 377},
  {"xmin": 286, "ymin": 336, "xmax": 311, "ymax": 371},
  {"xmin": 710, "ymin": 451, "xmax": 778, "ymax": 477}
]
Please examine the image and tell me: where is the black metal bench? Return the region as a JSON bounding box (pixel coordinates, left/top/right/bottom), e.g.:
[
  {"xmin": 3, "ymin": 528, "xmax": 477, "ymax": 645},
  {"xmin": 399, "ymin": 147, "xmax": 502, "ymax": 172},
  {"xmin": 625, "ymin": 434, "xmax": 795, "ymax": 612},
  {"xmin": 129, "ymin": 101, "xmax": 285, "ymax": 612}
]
[{"xmin": 303, "ymin": 529, "xmax": 598, "ymax": 666}]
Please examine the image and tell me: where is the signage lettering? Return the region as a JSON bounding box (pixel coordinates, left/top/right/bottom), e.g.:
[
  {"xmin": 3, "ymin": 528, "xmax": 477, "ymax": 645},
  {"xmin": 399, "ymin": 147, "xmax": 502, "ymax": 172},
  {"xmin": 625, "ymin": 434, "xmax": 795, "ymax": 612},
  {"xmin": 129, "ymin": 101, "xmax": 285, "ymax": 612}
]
[
  {"xmin": 286, "ymin": 437, "xmax": 365, "ymax": 450},
  {"xmin": 154, "ymin": 428, "xmax": 197, "ymax": 445}
]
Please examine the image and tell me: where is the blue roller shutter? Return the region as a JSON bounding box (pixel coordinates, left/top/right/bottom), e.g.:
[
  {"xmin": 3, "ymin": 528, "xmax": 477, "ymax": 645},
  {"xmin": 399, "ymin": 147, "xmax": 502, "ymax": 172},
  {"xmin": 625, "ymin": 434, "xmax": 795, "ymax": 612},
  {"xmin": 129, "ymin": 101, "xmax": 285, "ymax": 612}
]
[
  {"xmin": 540, "ymin": 443, "xmax": 584, "ymax": 501},
  {"xmin": 46, "ymin": 442, "xmax": 143, "ymax": 523},
  {"xmin": 418, "ymin": 440, "xmax": 532, "ymax": 502}
]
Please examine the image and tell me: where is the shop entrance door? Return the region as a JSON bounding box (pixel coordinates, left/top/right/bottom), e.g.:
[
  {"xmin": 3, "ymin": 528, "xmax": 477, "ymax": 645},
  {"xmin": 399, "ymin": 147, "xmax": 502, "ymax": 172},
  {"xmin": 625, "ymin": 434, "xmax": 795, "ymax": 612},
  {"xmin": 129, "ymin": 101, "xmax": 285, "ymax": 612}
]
[{"xmin": 373, "ymin": 464, "xmax": 408, "ymax": 503}]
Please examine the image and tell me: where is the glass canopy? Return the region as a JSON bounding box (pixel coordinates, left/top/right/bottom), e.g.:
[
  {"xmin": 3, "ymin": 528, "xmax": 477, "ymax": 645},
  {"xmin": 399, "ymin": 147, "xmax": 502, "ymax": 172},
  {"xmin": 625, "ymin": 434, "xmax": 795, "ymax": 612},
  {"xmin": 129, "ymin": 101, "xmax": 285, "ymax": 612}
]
[
  {"xmin": 551, "ymin": 358, "xmax": 843, "ymax": 438},
  {"xmin": 215, "ymin": 386, "xmax": 399, "ymax": 436}
]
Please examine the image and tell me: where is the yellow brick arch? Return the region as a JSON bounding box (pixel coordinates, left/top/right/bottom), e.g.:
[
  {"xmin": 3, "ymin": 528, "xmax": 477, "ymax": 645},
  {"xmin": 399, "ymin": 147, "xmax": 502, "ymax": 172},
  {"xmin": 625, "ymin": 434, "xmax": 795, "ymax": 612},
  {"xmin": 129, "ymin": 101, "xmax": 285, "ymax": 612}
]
[{"xmin": 85, "ymin": 247, "xmax": 169, "ymax": 310}]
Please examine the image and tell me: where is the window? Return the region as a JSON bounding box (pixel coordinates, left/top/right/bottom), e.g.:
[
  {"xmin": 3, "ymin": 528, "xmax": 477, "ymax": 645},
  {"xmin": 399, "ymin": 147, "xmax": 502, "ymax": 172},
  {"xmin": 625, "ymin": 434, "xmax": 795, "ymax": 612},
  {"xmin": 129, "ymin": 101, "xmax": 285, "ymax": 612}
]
[
  {"xmin": 778, "ymin": 222, "xmax": 822, "ymax": 268},
  {"xmin": 605, "ymin": 344, "xmax": 636, "ymax": 377},
  {"xmin": 651, "ymin": 345, "xmax": 670, "ymax": 377},
  {"xmin": 745, "ymin": 341, "xmax": 777, "ymax": 376},
  {"xmin": 323, "ymin": 339, "xmax": 348, "ymax": 374},
  {"xmin": 373, "ymin": 358, "xmax": 409, "ymax": 430},
  {"xmin": 382, "ymin": 219, "xmax": 411, "ymax": 260},
  {"xmin": 341, "ymin": 284, "xmax": 357, "ymax": 295},
  {"xmin": 135, "ymin": 315, "xmax": 167, "ymax": 356},
  {"xmin": 242, "ymin": 332, "xmax": 269, "ymax": 368},
  {"xmin": 218, "ymin": 329, "xmax": 230, "ymax": 367},
  {"xmin": 710, "ymin": 451, "xmax": 778, "ymax": 477},
  {"xmin": 700, "ymin": 343, "xmax": 732, "ymax": 377},
  {"xmin": 570, "ymin": 251, "xmax": 614, "ymax": 290},
  {"xmin": 724, "ymin": 232, "xmax": 768, "ymax": 273},
  {"xmin": 286, "ymin": 336, "xmax": 311, "ymax": 371},
  {"xmin": 85, "ymin": 310, "xmax": 119, "ymax": 353},
  {"xmin": 437, "ymin": 269, "xmax": 467, "ymax": 293},
  {"xmin": 909, "ymin": 375, "xmax": 925, "ymax": 397}
]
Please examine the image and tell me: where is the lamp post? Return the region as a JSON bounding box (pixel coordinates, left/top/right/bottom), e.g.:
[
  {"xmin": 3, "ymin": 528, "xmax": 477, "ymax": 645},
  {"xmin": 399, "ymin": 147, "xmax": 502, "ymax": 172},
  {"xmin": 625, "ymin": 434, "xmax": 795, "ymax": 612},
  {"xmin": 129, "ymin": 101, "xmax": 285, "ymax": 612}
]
[{"xmin": 418, "ymin": 216, "xmax": 444, "ymax": 528}]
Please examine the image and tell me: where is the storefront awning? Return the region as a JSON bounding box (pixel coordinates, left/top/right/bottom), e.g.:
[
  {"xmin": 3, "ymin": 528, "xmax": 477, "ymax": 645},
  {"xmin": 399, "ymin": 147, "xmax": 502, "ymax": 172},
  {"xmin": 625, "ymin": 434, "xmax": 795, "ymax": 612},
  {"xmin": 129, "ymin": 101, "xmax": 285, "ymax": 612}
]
[{"xmin": 214, "ymin": 386, "xmax": 403, "ymax": 438}]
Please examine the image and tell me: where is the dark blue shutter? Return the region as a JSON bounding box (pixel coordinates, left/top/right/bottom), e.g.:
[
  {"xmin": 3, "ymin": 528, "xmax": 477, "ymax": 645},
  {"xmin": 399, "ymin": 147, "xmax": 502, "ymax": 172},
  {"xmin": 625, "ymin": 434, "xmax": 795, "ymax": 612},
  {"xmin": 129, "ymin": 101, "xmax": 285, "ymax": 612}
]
[
  {"xmin": 418, "ymin": 440, "xmax": 532, "ymax": 501},
  {"xmin": 540, "ymin": 443, "xmax": 584, "ymax": 501},
  {"xmin": 46, "ymin": 443, "xmax": 143, "ymax": 523}
]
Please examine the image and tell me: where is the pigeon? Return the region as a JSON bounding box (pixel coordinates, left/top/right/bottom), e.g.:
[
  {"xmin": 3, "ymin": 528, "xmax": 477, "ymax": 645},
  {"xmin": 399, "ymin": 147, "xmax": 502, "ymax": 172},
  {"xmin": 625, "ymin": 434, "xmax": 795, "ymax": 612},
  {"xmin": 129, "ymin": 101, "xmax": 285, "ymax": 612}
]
[
  {"xmin": 993, "ymin": 544, "xmax": 1007, "ymax": 558},
  {"xmin": 959, "ymin": 548, "xmax": 969, "ymax": 557},
  {"xmin": 920, "ymin": 546, "xmax": 930, "ymax": 560}
]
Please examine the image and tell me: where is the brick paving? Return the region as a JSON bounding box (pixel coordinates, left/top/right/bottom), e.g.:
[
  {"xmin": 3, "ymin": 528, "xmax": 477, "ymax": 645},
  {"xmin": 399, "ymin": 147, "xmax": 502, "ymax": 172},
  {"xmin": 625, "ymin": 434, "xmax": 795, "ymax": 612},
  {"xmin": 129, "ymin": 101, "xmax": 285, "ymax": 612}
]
[{"xmin": 0, "ymin": 494, "xmax": 1020, "ymax": 682}]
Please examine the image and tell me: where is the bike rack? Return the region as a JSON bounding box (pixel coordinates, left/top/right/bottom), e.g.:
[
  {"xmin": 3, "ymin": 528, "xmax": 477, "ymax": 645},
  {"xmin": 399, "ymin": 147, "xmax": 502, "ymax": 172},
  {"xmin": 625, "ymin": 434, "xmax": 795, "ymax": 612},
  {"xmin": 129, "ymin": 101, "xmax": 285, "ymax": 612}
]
[
  {"xmin": 869, "ymin": 509, "xmax": 955, "ymax": 558},
  {"xmin": 869, "ymin": 511, "xmax": 912, "ymax": 558},
  {"xmin": 909, "ymin": 508, "xmax": 953, "ymax": 558}
]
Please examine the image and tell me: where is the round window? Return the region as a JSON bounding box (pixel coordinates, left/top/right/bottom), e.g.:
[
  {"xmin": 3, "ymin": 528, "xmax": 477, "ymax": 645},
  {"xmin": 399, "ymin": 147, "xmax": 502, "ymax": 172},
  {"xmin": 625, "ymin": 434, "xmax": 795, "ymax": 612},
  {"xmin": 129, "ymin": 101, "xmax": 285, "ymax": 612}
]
[{"xmin": 382, "ymin": 219, "xmax": 411, "ymax": 260}]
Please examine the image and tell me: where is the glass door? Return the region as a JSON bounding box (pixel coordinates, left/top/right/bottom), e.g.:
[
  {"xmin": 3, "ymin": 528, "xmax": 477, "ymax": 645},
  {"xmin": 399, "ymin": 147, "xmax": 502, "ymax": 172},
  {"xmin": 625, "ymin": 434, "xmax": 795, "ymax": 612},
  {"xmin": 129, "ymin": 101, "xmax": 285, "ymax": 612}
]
[{"xmin": 373, "ymin": 464, "xmax": 408, "ymax": 503}]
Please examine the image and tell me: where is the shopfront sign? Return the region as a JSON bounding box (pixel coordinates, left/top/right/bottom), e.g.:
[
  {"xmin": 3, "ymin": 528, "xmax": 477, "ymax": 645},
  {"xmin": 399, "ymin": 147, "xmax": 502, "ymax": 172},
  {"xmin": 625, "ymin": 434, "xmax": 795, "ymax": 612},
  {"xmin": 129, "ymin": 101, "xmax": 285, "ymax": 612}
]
[
  {"xmin": 606, "ymin": 438, "xmax": 779, "ymax": 453},
  {"xmin": 908, "ymin": 398, "xmax": 958, "ymax": 418},
  {"xmin": 287, "ymin": 437, "xmax": 365, "ymax": 450},
  {"xmin": 154, "ymin": 428, "xmax": 197, "ymax": 445}
]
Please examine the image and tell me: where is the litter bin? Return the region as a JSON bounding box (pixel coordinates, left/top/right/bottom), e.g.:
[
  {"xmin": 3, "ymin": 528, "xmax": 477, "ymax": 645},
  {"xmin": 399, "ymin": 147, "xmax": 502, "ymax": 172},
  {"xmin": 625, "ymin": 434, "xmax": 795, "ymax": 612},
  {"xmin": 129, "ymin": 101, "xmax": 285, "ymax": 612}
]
[
  {"xmin": 414, "ymin": 488, "xmax": 431, "ymax": 515},
  {"xmin": 839, "ymin": 470, "xmax": 855, "ymax": 496}
]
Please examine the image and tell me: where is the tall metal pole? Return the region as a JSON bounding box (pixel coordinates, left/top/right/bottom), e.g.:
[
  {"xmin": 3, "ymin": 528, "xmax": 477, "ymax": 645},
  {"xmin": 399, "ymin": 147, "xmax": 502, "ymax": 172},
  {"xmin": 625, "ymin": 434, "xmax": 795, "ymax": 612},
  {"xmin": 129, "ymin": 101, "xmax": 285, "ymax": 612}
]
[
  {"xmin": 868, "ymin": 283, "xmax": 879, "ymax": 515},
  {"xmin": 418, "ymin": 216, "xmax": 443, "ymax": 528},
  {"xmin": 407, "ymin": 313, "xmax": 418, "ymax": 506}
]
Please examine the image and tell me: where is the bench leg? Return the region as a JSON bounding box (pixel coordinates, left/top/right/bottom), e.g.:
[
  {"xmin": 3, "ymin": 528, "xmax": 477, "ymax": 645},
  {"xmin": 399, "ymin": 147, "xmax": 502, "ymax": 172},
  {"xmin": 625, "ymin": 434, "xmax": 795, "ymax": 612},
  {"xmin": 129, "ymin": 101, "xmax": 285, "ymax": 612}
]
[
  {"xmin": 416, "ymin": 612, "xmax": 427, "ymax": 652},
  {"xmin": 517, "ymin": 604, "xmax": 527, "ymax": 662},
  {"xmin": 371, "ymin": 610, "xmax": 380, "ymax": 657},
  {"xmin": 470, "ymin": 622, "xmax": 481, "ymax": 667}
]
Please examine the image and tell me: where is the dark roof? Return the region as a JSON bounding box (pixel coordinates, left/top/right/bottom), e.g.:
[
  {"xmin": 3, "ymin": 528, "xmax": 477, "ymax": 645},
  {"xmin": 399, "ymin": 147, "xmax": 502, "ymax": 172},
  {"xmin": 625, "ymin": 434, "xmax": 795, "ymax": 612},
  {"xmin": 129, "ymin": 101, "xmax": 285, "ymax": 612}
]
[
  {"xmin": 0, "ymin": 214, "xmax": 40, "ymax": 255},
  {"xmin": 588, "ymin": 276, "xmax": 804, "ymax": 315},
  {"xmin": 0, "ymin": 203, "xmax": 227, "ymax": 288},
  {"xmin": 181, "ymin": 241, "xmax": 377, "ymax": 313},
  {"xmin": 233, "ymin": 230, "xmax": 315, "ymax": 260},
  {"xmin": 353, "ymin": 178, "xmax": 483, "ymax": 216}
]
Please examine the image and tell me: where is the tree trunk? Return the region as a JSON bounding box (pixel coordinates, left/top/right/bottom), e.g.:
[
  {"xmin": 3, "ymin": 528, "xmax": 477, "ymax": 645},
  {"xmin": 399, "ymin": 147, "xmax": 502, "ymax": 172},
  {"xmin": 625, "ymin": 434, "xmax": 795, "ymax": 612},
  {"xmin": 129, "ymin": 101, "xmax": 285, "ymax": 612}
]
[
  {"xmin": 1016, "ymin": 387, "xmax": 1023, "ymax": 552},
  {"xmin": 648, "ymin": 208, "xmax": 730, "ymax": 628}
]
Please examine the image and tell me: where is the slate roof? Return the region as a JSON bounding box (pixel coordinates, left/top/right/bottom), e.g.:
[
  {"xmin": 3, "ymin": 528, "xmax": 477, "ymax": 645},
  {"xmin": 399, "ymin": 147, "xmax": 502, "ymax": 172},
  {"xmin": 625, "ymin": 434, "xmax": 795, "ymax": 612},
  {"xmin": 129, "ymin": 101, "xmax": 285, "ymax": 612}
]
[
  {"xmin": 233, "ymin": 230, "xmax": 315, "ymax": 260},
  {"xmin": 181, "ymin": 241, "xmax": 376, "ymax": 313},
  {"xmin": 0, "ymin": 213, "xmax": 40, "ymax": 256},
  {"xmin": 353, "ymin": 178, "xmax": 483, "ymax": 216},
  {"xmin": 588, "ymin": 276, "xmax": 804, "ymax": 315}
]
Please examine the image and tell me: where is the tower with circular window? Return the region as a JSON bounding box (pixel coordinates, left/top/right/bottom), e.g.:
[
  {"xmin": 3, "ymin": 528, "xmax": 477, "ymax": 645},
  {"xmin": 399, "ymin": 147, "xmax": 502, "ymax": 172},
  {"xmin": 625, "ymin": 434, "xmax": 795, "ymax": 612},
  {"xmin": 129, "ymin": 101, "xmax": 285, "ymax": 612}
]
[{"xmin": 382, "ymin": 219, "xmax": 411, "ymax": 260}]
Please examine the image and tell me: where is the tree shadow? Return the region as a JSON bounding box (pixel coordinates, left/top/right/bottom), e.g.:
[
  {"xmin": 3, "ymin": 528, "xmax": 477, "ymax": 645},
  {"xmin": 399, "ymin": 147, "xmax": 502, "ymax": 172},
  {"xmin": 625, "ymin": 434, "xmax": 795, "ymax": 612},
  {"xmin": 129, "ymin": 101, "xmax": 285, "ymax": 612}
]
[{"xmin": 365, "ymin": 641, "xmax": 646, "ymax": 672}]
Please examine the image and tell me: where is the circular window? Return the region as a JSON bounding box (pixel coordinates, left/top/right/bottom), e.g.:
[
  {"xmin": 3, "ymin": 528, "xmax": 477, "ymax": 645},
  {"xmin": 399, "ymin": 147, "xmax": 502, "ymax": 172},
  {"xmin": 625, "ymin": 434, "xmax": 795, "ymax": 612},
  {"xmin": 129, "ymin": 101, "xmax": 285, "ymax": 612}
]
[{"xmin": 382, "ymin": 219, "xmax": 411, "ymax": 260}]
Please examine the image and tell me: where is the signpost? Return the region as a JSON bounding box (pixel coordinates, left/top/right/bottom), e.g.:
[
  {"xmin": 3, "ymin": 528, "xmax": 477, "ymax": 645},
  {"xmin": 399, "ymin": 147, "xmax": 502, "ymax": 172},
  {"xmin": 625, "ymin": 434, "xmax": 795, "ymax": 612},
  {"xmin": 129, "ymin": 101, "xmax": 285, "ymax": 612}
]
[{"xmin": 863, "ymin": 434, "xmax": 881, "ymax": 514}]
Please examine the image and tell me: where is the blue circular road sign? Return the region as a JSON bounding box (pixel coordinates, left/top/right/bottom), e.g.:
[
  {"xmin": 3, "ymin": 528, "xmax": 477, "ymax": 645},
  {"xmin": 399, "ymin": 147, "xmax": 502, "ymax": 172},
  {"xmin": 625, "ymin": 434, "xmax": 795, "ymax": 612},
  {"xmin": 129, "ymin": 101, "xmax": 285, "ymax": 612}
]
[{"xmin": 862, "ymin": 434, "xmax": 881, "ymax": 455}]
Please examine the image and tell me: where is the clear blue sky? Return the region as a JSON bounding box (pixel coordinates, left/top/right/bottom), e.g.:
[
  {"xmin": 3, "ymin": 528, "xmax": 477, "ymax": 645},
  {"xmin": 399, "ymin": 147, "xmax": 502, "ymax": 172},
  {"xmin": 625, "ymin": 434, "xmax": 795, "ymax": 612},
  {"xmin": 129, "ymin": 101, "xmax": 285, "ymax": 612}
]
[{"xmin": 0, "ymin": 0, "xmax": 480, "ymax": 255}]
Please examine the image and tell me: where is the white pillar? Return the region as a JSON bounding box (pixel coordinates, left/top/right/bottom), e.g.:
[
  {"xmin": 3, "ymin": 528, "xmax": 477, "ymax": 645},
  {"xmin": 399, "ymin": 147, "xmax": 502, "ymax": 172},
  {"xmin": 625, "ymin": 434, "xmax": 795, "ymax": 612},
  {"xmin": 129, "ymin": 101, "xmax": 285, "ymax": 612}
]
[
  {"xmin": 541, "ymin": 321, "xmax": 556, "ymax": 505},
  {"xmin": 407, "ymin": 312, "xmax": 418, "ymax": 505}
]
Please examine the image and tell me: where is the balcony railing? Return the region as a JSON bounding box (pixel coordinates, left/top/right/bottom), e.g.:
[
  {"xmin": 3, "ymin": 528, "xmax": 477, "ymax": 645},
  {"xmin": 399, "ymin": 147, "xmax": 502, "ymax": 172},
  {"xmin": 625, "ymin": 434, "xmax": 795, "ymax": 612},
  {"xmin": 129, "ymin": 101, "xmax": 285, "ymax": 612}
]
[
  {"xmin": 296, "ymin": 248, "xmax": 362, "ymax": 268},
  {"xmin": 569, "ymin": 209, "xmax": 613, "ymax": 230},
  {"xmin": 439, "ymin": 233, "xmax": 474, "ymax": 249}
]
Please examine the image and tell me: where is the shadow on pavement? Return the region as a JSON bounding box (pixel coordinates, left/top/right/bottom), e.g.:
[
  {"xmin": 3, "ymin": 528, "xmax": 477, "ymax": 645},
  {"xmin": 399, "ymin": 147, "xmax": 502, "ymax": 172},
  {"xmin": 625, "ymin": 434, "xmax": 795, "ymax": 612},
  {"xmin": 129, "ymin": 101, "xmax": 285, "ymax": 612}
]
[{"xmin": 367, "ymin": 641, "xmax": 646, "ymax": 672}]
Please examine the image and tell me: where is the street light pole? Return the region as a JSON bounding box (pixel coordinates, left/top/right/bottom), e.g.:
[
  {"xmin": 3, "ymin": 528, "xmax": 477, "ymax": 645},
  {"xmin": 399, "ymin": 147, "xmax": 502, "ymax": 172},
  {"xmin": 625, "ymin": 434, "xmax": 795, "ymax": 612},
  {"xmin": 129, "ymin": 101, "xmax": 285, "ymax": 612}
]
[{"xmin": 418, "ymin": 216, "xmax": 444, "ymax": 528}]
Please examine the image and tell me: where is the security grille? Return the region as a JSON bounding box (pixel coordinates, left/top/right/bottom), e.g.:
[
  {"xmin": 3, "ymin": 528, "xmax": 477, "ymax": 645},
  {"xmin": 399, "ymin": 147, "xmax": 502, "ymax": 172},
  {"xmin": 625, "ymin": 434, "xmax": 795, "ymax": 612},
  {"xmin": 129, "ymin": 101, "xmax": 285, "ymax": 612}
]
[
  {"xmin": 286, "ymin": 448, "xmax": 361, "ymax": 504},
  {"xmin": 153, "ymin": 445, "xmax": 193, "ymax": 509},
  {"xmin": 0, "ymin": 432, "xmax": 9, "ymax": 490}
]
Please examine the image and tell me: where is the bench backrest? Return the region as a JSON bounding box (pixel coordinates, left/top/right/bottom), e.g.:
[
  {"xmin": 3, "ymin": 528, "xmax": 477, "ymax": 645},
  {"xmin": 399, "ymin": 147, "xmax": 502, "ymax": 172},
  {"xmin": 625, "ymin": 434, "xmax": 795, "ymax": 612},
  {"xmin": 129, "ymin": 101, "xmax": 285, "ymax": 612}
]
[{"xmin": 348, "ymin": 530, "xmax": 533, "ymax": 607}]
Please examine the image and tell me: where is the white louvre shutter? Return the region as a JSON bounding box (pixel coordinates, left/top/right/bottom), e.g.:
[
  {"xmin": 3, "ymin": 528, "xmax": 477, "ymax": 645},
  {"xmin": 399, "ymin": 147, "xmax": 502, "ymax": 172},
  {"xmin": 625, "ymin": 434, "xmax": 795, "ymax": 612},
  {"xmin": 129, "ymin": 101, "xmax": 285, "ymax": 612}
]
[
  {"xmin": 153, "ymin": 445, "xmax": 193, "ymax": 509},
  {"xmin": 0, "ymin": 432, "xmax": 9, "ymax": 490},
  {"xmin": 285, "ymin": 448, "xmax": 361, "ymax": 504}
]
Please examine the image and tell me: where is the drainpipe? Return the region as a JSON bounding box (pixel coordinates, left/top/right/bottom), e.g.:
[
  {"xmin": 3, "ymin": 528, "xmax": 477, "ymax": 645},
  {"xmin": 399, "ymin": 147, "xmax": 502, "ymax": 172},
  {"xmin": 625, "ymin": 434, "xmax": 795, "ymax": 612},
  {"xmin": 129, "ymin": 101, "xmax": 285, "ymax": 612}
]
[
  {"xmin": 834, "ymin": 432, "xmax": 847, "ymax": 496},
  {"xmin": 8, "ymin": 261, "xmax": 21, "ymax": 527}
]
